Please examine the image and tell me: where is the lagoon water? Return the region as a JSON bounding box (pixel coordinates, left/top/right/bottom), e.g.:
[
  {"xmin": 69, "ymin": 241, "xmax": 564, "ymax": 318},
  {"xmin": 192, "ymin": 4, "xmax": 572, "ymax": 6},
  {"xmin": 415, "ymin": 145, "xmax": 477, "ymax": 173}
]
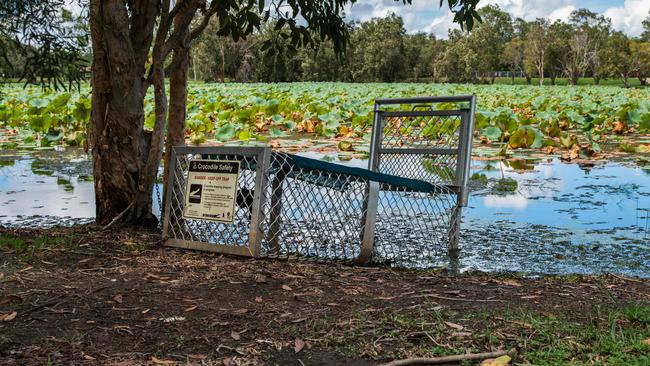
[{"xmin": 1, "ymin": 148, "xmax": 648, "ymax": 277}]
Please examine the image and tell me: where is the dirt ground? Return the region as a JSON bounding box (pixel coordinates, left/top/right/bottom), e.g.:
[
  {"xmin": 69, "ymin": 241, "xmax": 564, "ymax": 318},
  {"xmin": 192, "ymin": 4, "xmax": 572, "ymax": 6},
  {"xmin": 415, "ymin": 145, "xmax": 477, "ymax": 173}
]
[{"xmin": 0, "ymin": 226, "xmax": 649, "ymax": 366}]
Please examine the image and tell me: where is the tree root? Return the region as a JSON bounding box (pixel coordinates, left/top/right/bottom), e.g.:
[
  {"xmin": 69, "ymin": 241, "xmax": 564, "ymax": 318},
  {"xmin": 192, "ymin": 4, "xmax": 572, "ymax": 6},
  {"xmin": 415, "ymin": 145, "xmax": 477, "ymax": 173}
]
[{"xmin": 378, "ymin": 348, "xmax": 517, "ymax": 366}]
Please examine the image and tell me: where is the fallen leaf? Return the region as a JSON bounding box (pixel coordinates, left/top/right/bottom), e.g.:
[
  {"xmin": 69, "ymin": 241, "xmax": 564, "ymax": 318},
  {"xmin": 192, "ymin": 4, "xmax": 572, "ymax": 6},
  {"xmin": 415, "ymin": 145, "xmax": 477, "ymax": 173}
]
[
  {"xmin": 255, "ymin": 296, "xmax": 263, "ymax": 303},
  {"xmin": 480, "ymin": 355, "xmax": 511, "ymax": 366},
  {"xmin": 444, "ymin": 321, "xmax": 464, "ymax": 330},
  {"xmin": 294, "ymin": 338, "xmax": 305, "ymax": 353},
  {"xmin": 0, "ymin": 311, "xmax": 17, "ymax": 322},
  {"xmin": 113, "ymin": 294, "xmax": 123, "ymax": 304},
  {"xmin": 184, "ymin": 305, "xmax": 197, "ymax": 312},
  {"xmin": 83, "ymin": 354, "xmax": 96, "ymax": 360},
  {"xmin": 231, "ymin": 331, "xmax": 241, "ymax": 340},
  {"xmin": 643, "ymin": 338, "xmax": 650, "ymax": 346},
  {"xmin": 151, "ymin": 356, "xmax": 175, "ymax": 364},
  {"xmin": 612, "ymin": 121, "xmax": 626, "ymax": 134},
  {"xmin": 282, "ymin": 284, "xmax": 293, "ymax": 291},
  {"xmin": 513, "ymin": 320, "xmax": 533, "ymax": 329}
]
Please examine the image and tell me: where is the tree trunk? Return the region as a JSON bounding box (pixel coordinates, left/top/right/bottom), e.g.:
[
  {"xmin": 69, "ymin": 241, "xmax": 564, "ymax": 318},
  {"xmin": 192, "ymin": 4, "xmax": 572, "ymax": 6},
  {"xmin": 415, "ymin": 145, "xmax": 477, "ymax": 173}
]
[
  {"xmin": 621, "ymin": 73, "xmax": 630, "ymax": 88},
  {"xmin": 132, "ymin": 0, "xmax": 171, "ymax": 228},
  {"xmin": 524, "ymin": 73, "xmax": 531, "ymax": 85},
  {"xmin": 89, "ymin": 0, "xmax": 153, "ymax": 226},
  {"xmin": 594, "ymin": 75, "xmax": 601, "ymax": 85},
  {"xmin": 88, "ymin": 0, "xmax": 162, "ymax": 227},
  {"xmin": 163, "ymin": 47, "xmax": 191, "ymax": 207},
  {"xmin": 219, "ymin": 39, "xmax": 225, "ymax": 83},
  {"xmin": 570, "ymin": 71, "xmax": 578, "ymax": 85}
]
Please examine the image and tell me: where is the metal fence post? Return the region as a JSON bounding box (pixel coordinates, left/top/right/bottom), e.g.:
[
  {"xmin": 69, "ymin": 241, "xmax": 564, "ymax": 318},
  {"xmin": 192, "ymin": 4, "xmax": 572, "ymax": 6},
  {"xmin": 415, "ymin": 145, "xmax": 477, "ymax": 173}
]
[
  {"xmin": 357, "ymin": 181, "xmax": 379, "ymax": 265},
  {"xmin": 161, "ymin": 147, "xmax": 179, "ymax": 241},
  {"xmin": 267, "ymin": 164, "xmax": 288, "ymax": 255},
  {"xmin": 248, "ymin": 148, "xmax": 271, "ymax": 258}
]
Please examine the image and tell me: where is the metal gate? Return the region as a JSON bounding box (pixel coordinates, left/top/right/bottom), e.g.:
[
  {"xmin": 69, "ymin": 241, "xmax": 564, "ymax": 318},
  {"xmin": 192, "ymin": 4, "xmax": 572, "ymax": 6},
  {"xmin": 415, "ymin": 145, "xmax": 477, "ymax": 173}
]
[{"xmin": 162, "ymin": 96, "xmax": 475, "ymax": 267}]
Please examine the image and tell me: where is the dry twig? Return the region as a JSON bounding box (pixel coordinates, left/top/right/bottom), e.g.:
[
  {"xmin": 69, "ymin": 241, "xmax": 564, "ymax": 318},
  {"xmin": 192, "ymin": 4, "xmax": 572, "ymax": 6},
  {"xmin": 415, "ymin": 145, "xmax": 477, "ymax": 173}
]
[{"xmin": 378, "ymin": 348, "xmax": 516, "ymax": 366}]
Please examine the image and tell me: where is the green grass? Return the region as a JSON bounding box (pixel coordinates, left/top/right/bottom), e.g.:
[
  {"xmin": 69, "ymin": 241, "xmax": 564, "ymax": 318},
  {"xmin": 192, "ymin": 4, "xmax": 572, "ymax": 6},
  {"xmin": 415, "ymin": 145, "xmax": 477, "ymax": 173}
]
[
  {"xmin": 294, "ymin": 302, "xmax": 650, "ymax": 365},
  {"xmin": 0, "ymin": 234, "xmax": 69, "ymax": 259},
  {"xmin": 517, "ymin": 304, "xmax": 650, "ymax": 365}
]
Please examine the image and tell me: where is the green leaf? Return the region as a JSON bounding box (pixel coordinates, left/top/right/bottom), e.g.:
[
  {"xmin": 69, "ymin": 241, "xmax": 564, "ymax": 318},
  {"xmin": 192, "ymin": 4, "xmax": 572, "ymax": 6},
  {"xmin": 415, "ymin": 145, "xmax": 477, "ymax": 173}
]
[
  {"xmin": 508, "ymin": 127, "xmax": 540, "ymax": 149},
  {"xmin": 480, "ymin": 126, "xmax": 502, "ymax": 141},
  {"xmin": 269, "ymin": 127, "xmax": 287, "ymax": 138},
  {"xmin": 215, "ymin": 125, "xmax": 237, "ymax": 142},
  {"xmin": 238, "ymin": 129, "xmax": 252, "ymax": 141}
]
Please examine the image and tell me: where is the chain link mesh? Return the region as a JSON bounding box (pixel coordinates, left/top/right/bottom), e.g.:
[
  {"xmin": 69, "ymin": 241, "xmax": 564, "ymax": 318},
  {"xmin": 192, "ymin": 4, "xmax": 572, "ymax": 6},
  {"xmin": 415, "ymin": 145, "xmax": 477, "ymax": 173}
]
[
  {"xmin": 381, "ymin": 114, "xmax": 461, "ymax": 150},
  {"xmin": 163, "ymin": 148, "xmax": 458, "ymax": 267}
]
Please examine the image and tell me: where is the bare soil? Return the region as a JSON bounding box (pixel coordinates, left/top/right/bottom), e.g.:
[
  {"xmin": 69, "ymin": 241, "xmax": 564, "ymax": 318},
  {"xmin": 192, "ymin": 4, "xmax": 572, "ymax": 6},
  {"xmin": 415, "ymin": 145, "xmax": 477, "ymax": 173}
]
[{"xmin": 0, "ymin": 226, "xmax": 648, "ymax": 365}]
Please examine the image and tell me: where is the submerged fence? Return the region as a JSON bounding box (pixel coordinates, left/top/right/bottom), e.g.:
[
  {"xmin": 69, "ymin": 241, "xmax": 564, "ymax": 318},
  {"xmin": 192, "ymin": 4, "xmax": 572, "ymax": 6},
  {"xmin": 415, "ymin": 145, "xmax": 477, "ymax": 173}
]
[{"xmin": 162, "ymin": 96, "xmax": 476, "ymax": 267}]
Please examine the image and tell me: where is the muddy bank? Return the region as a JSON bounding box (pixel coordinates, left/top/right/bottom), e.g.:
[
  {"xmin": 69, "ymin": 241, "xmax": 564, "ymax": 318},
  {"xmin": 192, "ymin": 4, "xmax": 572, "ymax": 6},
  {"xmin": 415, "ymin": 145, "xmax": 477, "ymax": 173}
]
[{"xmin": 1, "ymin": 226, "xmax": 649, "ymax": 365}]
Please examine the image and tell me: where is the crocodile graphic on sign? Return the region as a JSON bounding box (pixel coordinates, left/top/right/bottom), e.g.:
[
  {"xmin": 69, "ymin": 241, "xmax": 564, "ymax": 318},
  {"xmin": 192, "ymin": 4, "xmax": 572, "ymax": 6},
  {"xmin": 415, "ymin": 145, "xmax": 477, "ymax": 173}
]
[{"xmin": 188, "ymin": 184, "xmax": 202, "ymax": 203}]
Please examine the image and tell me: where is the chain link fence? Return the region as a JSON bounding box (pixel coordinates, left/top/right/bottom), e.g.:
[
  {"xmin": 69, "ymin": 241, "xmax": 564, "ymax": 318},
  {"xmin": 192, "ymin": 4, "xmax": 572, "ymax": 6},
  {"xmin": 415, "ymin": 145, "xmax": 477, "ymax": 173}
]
[{"xmin": 162, "ymin": 96, "xmax": 475, "ymax": 267}]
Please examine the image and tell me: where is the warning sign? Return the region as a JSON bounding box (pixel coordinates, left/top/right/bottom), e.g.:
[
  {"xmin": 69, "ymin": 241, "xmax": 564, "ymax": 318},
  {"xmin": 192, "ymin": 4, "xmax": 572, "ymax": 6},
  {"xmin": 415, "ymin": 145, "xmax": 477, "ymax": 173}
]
[{"xmin": 183, "ymin": 159, "xmax": 240, "ymax": 223}]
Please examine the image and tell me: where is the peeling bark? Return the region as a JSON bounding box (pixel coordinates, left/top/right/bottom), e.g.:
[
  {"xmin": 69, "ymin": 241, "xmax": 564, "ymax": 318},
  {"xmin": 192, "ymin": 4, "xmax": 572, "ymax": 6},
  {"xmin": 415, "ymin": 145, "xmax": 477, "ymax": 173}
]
[
  {"xmin": 89, "ymin": 0, "xmax": 158, "ymax": 226},
  {"xmin": 163, "ymin": 47, "xmax": 191, "ymax": 205}
]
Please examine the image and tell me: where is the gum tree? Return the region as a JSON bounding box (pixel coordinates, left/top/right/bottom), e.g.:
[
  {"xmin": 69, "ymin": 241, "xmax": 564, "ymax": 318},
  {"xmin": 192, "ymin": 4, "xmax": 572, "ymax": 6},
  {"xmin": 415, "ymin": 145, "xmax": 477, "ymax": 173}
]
[{"xmin": 524, "ymin": 18, "xmax": 550, "ymax": 86}]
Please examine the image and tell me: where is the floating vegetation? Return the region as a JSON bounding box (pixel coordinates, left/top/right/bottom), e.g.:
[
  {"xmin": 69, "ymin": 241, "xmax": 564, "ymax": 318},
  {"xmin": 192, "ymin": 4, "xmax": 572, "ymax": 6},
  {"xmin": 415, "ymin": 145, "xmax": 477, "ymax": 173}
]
[{"xmin": 1, "ymin": 83, "xmax": 649, "ymax": 158}]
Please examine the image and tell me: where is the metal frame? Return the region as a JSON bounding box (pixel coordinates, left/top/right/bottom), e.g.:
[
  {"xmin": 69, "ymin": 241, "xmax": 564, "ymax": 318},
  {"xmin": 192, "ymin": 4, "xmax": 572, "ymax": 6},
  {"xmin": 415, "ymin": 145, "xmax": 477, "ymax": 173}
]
[
  {"xmin": 162, "ymin": 145, "xmax": 268, "ymax": 257},
  {"xmin": 365, "ymin": 95, "xmax": 476, "ymax": 252}
]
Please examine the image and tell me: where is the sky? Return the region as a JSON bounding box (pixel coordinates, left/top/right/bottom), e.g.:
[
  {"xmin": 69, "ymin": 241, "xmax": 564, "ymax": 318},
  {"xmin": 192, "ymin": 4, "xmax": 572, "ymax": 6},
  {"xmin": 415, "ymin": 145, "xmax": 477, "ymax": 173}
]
[{"xmin": 344, "ymin": 0, "xmax": 650, "ymax": 38}]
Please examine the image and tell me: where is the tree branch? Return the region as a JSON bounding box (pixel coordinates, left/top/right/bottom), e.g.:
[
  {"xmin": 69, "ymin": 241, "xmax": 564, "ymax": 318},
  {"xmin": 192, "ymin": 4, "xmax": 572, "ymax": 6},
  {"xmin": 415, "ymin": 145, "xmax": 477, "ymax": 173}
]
[
  {"xmin": 189, "ymin": 2, "xmax": 219, "ymax": 41},
  {"xmin": 378, "ymin": 349, "xmax": 517, "ymax": 366}
]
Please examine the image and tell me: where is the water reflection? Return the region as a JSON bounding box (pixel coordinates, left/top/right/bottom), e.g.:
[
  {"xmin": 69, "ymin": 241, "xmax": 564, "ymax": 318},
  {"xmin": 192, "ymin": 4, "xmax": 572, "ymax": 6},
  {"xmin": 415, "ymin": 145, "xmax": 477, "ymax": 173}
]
[{"xmin": 0, "ymin": 149, "xmax": 162, "ymax": 227}]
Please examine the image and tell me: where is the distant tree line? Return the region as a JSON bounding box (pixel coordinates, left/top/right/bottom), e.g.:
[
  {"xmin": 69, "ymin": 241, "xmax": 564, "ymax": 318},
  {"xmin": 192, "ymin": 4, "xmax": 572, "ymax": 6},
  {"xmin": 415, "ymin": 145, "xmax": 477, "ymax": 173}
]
[{"xmin": 191, "ymin": 6, "xmax": 650, "ymax": 87}]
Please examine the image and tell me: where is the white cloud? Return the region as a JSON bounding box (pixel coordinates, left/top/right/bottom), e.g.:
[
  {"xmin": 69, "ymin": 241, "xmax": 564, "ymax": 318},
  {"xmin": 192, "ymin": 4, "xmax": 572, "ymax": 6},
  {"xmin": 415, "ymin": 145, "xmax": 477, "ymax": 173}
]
[
  {"xmin": 604, "ymin": 0, "xmax": 650, "ymax": 37},
  {"xmin": 346, "ymin": 0, "xmax": 648, "ymax": 39},
  {"xmin": 479, "ymin": 0, "xmax": 575, "ymax": 20},
  {"xmin": 548, "ymin": 5, "xmax": 578, "ymax": 22},
  {"xmin": 483, "ymin": 194, "xmax": 529, "ymax": 210},
  {"xmin": 424, "ymin": 13, "xmax": 457, "ymax": 38}
]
